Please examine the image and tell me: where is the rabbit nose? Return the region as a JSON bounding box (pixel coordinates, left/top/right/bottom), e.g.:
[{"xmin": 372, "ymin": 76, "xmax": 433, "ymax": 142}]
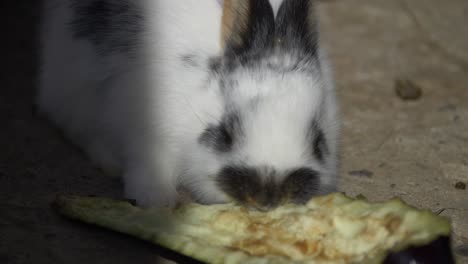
[{"xmin": 216, "ymin": 165, "xmax": 285, "ymax": 210}]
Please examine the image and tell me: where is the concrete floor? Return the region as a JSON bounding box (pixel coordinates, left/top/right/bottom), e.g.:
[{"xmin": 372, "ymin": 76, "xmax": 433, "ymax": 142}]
[{"xmin": 1, "ymin": 0, "xmax": 467, "ymax": 263}]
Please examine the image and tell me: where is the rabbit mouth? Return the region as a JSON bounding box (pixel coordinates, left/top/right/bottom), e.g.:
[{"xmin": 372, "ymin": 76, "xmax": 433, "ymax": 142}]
[{"xmin": 215, "ymin": 165, "xmax": 328, "ymax": 211}]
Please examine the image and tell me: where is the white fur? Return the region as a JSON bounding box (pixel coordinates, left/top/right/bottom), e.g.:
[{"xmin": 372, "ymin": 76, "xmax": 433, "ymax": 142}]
[
  {"xmin": 38, "ymin": 0, "xmax": 339, "ymax": 208},
  {"xmin": 269, "ymin": 0, "xmax": 285, "ymax": 17},
  {"xmin": 183, "ymin": 58, "xmax": 340, "ymax": 204}
]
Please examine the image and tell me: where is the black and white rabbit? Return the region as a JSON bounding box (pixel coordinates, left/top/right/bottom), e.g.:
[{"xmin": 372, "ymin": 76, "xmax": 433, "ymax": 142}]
[{"xmin": 38, "ymin": 0, "xmax": 340, "ymax": 209}]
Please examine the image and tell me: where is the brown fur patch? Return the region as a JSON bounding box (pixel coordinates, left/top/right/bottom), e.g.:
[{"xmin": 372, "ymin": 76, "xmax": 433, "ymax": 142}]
[{"xmin": 220, "ymin": 0, "xmax": 251, "ymax": 50}]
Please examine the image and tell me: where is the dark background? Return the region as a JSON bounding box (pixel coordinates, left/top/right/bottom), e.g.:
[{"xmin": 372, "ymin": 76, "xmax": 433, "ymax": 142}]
[{"xmin": 0, "ymin": 1, "xmax": 174, "ymax": 263}]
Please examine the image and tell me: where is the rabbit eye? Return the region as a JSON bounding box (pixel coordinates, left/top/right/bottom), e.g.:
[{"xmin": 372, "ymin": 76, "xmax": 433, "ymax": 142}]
[
  {"xmin": 199, "ymin": 123, "xmax": 233, "ymax": 153},
  {"xmin": 312, "ymin": 129, "xmax": 328, "ymax": 162},
  {"xmin": 215, "ymin": 122, "xmax": 234, "ymax": 152},
  {"xmin": 199, "ymin": 112, "xmax": 242, "ymax": 153}
]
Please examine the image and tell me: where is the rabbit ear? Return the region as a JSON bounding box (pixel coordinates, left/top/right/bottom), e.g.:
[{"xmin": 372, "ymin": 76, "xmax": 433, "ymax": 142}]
[
  {"xmin": 221, "ymin": 0, "xmax": 275, "ymax": 57},
  {"xmin": 275, "ymin": 0, "xmax": 319, "ymax": 58}
]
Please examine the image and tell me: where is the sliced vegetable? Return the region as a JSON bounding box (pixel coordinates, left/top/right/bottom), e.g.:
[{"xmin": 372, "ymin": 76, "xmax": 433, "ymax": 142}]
[{"xmin": 53, "ymin": 193, "xmax": 454, "ymax": 264}]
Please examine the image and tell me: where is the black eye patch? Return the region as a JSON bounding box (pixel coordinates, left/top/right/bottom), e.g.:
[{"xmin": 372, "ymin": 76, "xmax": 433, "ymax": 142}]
[
  {"xmin": 198, "ymin": 112, "xmax": 242, "ymax": 153},
  {"xmin": 313, "ymin": 129, "xmax": 328, "ymax": 161},
  {"xmin": 308, "ymin": 119, "xmax": 329, "ymax": 162},
  {"xmin": 199, "ymin": 123, "xmax": 233, "ymax": 153}
]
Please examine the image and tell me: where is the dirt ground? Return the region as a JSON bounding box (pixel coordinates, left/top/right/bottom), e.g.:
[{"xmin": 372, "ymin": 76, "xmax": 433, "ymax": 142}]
[{"xmin": 1, "ymin": 0, "xmax": 467, "ymax": 263}]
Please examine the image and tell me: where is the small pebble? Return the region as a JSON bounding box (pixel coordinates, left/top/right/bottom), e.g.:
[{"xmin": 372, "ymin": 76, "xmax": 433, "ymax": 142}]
[
  {"xmin": 455, "ymin": 181, "xmax": 466, "ymax": 190},
  {"xmin": 395, "ymin": 79, "xmax": 423, "ymax": 100}
]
